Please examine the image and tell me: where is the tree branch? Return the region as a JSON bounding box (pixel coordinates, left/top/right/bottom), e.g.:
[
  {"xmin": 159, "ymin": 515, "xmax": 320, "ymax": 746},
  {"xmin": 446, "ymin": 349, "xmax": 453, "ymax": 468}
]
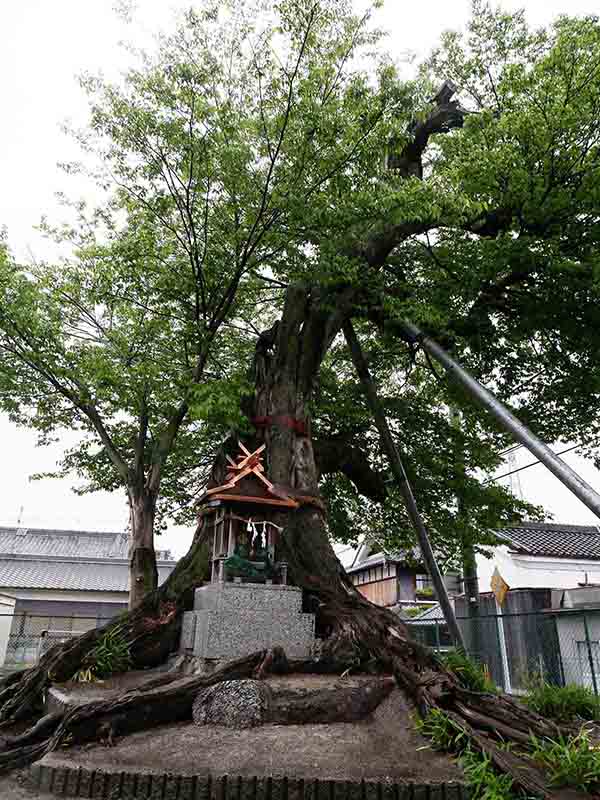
[{"xmin": 314, "ymin": 436, "xmax": 387, "ymax": 503}]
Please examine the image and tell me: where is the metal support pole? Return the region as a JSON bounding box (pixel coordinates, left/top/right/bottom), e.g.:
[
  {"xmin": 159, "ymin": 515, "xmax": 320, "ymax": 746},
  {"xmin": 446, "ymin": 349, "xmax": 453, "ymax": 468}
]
[
  {"xmin": 343, "ymin": 320, "xmax": 465, "ymax": 650},
  {"xmin": 495, "ymin": 600, "xmax": 512, "ymax": 694},
  {"xmin": 398, "ymin": 320, "xmax": 600, "ymax": 521},
  {"xmin": 434, "ymin": 620, "xmax": 441, "ymax": 653},
  {"xmin": 583, "ymin": 612, "xmax": 598, "ymax": 695}
]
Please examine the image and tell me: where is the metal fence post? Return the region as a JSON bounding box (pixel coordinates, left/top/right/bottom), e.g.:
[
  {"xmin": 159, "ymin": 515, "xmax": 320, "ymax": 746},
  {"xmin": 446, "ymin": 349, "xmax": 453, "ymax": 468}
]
[
  {"xmin": 583, "ymin": 612, "xmax": 598, "ymax": 695},
  {"xmin": 495, "ymin": 605, "xmax": 512, "ymax": 694},
  {"xmin": 434, "ymin": 621, "xmax": 441, "ymax": 653}
]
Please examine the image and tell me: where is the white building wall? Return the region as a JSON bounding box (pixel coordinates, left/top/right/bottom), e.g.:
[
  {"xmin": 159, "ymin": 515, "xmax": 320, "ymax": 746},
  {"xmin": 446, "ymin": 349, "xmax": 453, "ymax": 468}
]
[
  {"xmin": 0, "ymin": 593, "xmax": 15, "ymax": 666},
  {"xmin": 477, "ymin": 546, "xmax": 600, "ymax": 592}
]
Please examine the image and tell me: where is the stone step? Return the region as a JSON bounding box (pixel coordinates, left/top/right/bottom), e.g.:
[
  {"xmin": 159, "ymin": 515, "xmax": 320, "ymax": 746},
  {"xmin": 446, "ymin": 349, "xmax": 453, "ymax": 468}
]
[{"xmin": 30, "ymin": 761, "xmax": 472, "ymax": 799}]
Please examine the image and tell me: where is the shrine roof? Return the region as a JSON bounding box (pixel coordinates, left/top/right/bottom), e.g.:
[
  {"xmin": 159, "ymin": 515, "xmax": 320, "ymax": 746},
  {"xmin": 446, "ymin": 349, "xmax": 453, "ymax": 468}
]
[{"xmin": 198, "ymin": 442, "xmax": 299, "ymax": 509}]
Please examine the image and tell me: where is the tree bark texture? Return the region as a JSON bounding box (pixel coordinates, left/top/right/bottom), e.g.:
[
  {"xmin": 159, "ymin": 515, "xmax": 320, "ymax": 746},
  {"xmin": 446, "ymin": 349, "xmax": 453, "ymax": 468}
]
[
  {"xmin": 267, "ymin": 677, "xmax": 395, "ymax": 724},
  {"xmin": 128, "ymin": 490, "xmax": 160, "ymax": 610}
]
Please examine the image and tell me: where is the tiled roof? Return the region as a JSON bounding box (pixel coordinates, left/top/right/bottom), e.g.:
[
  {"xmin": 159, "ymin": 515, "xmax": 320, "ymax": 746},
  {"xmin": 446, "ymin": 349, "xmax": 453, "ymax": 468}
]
[
  {"xmin": 346, "ymin": 547, "xmax": 422, "ymax": 574},
  {"xmin": 0, "ymin": 526, "xmax": 177, "ymax": 593},
  {"xmin": 0, "ymin": 558, "xmax": 174, "ymax": 592},
  {"xmin": 404, "ymin": 603, "xmax": 444, "ymax": 626},
  {"xmin": 499, "ymin": 522, "xmax": 600, "ymax": 560},
  {"xmin": 0, "ymin": 527, "xmax": 172, "ymax": 561}
]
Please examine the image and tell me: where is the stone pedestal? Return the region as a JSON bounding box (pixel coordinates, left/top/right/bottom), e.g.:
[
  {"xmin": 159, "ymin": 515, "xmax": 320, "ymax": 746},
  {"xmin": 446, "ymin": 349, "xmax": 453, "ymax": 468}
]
[{"xmin": 181, "ymin": 583, "xmax": 315, "ymax": 661}]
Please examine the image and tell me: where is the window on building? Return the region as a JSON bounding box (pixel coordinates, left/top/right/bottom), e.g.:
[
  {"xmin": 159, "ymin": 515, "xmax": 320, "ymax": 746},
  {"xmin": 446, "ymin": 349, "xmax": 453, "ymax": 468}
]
[{"xmin": 416, "ymin": 574, "xmax": 433, "ymax": 590}]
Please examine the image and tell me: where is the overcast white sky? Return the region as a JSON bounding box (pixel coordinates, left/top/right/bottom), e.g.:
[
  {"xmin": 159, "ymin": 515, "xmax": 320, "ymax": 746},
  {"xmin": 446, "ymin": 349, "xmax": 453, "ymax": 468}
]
[{"xmin": 1, "ymin": 0, "xmax": 599, "ymax": 558}]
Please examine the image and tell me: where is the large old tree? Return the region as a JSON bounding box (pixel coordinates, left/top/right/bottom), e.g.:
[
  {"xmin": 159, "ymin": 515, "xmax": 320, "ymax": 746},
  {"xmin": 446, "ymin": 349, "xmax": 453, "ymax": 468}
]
[{"xmin": 1, "ymin": 1, "xmax": 600, "ymax": 795}]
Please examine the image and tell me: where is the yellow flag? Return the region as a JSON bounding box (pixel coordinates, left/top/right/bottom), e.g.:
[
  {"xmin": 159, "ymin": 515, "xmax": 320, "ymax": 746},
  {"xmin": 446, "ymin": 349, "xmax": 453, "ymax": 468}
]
[{"xmin": 491, "ymin": 566, "xmax": 510, "ymax": 607}]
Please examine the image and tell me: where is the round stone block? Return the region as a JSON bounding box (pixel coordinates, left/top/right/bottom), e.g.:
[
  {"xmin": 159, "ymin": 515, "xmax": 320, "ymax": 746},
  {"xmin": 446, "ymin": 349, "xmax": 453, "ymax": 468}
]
[{"xmin": 192, "ymin": 679, "xmax": 272, "ymax": 729}]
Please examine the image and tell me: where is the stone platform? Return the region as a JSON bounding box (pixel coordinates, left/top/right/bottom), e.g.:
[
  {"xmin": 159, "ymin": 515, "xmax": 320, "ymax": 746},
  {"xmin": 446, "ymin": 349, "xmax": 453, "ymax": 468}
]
[
  {"xmin": 181, "ymin": 583, "xmax": 315, "ymax": 661},
  {"xmin": 29, "ymin": 682, "xmax": 470, "ymax": 799}
]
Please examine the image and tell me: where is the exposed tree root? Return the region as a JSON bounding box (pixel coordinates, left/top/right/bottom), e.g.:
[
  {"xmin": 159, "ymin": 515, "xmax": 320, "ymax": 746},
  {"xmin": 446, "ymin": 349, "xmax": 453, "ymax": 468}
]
[
  {"xmin": 0, "ymin": 509, "xmax": 594, "ymax": 798},
  {"xmin": 0, "ymin": 640, "xmax": 591, "ymax": 799},
  {"xmin": 267, "ymin": 676, "xmax": 395, "ymax": 724},
  {"xmin": 0, "ymin": 527, "xmax": 209, "ymax": 726},
  {"xmin": 0, "ymin": 651, "xmax": 266, "ymax": 770}
]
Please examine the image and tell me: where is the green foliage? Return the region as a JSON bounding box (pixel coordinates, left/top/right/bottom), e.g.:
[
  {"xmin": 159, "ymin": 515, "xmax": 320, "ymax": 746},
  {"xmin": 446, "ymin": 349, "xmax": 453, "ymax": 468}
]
[
  {"xmin": 418, "ymin": 710, "xmax": 523, "ymax": 799},
  {"xmin": 524, "ymin": 681, "xmax": 600, "ymax": 723},
  {"xmin": 416, "ymin": 708, "xmax": 467, "ymax": 752},
  {"xmin": 460, "ymin": 748, "xmax": 516, "ymax": 800},
  {"xmin": 0, "ymin": 0, "xmax": 399, "ymax": 531},
  {"xmin": 441, "ymin": 650, "xmax": 497, "ymax": 694},
  {"xmin": 74, "ymin": 624, "xmax": 132, "ymax": 682},
  {"xmin": 530, "ymin": 731, "xmax": 600, "ymax": 792},
  {"xmin": 317, "ymin": 342, "xmax": 541, "ymax": 567},
  {"xmin": 403, "ymin": 605, "xmax": 431, "ymax": 618},
  {"xmin": 3, "ymin": 0, "xmax": 600, "ymax": 575}
]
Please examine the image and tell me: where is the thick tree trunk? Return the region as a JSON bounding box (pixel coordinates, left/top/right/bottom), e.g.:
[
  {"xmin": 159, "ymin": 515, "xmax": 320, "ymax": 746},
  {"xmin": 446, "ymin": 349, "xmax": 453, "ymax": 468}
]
[
  {"xmin": 128, "ymin": 490, "xmax": 159, "ymax": 610},
  {"xmin": 0, "ymin": 289, "xmax": 593, "ymax": 798}
]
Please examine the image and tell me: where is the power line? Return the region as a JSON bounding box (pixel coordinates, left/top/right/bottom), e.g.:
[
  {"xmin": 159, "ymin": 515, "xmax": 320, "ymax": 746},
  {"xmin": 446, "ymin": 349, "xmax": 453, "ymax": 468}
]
[
  {"xmin": 497, "ymin": 443, "xmax": 523, "ymax": 458},
  {"xmin": 487, "ymin": 442, "xmax": 586, "ymax": 484}
]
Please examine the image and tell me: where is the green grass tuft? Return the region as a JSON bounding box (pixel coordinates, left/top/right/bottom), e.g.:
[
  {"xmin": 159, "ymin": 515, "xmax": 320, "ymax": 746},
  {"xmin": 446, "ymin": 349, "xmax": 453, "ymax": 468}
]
[
  {"xmin": 417, "ymin": 710, "xmax": 524, "ymax": 799},
  {"xmin": 416, "ymin": 707, "xmax": 466, "ymax": 751},
  {"xmin": 530, "ymin": 730, "xmax": 600, "ymax": 792},
  {"xmin": 441, "ymin": 650, "xmax": 498, "ymax": 694},
  {"xmin": 460, "ymin": 748, "xmax": 516, "ymax": 800},
  {"xmin": 73, "ymin": 623, "xmax": 132, "ymax": 682},
  {"xmin": 524, "ymin": 681, "xmax": 600, "ymax": 723}
]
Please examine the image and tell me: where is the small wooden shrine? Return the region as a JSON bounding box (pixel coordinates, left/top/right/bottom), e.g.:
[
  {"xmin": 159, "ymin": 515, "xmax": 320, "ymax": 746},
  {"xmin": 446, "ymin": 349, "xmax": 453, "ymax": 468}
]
[{"xmin": 197, "ymin": 442, "xmax": 298, "ymax": 585}]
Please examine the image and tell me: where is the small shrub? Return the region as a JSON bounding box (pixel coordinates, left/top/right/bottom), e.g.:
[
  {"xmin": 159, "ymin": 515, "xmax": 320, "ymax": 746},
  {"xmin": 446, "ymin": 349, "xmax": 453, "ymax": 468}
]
[
  {"xmin": 416, "ymin": 708, "xmax": 467, "ymax": 751},
  {"xmin": 461, "ymin": 747, "xmax": 516, "ymax": 800},
  {"xmin": 524, "ymin": 681, "xmax": 600, "ymax": 723},
  {"xmin": 441, "ymin": 650, "xmax": 497, "ymax": 694},
  {"xmin": 417, "ymin": 711, "xmax": 522, "ymax": 799},
  {"xmin": 403, "ymin": 605, "xmax": 431, "ymax": 619},
  {"xmin": 416, "ymin": 586, "xmax": 435, "ymax": 598},
  {"xmin": 73, "ymin": 623, "xmax": 132, "ymax": 682},
  {"xmin": 530, "ymin": 730, "xmax": 600, "ymax": 792}
]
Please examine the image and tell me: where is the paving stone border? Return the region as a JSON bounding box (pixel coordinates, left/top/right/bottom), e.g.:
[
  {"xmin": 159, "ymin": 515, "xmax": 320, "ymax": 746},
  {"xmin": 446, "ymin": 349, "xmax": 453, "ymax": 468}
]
[{"xmin": 29, "ymin": 764, "xmax": 472, "ymax": 800}]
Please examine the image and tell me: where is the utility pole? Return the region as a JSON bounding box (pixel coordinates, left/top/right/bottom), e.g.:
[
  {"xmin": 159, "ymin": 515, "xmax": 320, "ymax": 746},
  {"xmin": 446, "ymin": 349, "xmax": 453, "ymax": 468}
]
[
  {"xmin": 343, "ymin": 320, "xmax": 465, "ymax": 650},
  {"xmin": 448, "ymin": 408, "xmax": 481, "ymax": 628}
]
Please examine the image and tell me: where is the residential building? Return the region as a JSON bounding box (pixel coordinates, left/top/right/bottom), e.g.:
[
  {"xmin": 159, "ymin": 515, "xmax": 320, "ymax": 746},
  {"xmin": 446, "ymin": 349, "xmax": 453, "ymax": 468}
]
[
  {"xmin": 409, "ymin": 522, "xmax": 600, "ymax": 694},
  {"xmin": 476, "ymin": 522, "xmax": 600, "ymax": 593},
  {"xmin": 345, "ymin": 542, "xmax": 460, "ymax": 611},
  {"xmin": 0, "ymin": 526, "xmax": 177, "ymax": 666}
]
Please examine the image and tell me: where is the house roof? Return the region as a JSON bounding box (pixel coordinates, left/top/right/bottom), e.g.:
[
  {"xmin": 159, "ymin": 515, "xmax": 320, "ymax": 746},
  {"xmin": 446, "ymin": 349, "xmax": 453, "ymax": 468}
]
[
  {"xmin": 346, "ymin": 548, "xmax": 422, "ymax": 575},
  {"xmin": 404, "ymin": 603, "xmax": 445, "ymax": 626},
  {"xmin": 499, "ymin": 522, "xmax": 600, "ymax": 561},
  {"xmin": 0, "ymin": 527, "xmax": 173, "ymax": 561},
  {"xmin": 0, "ymin": 558, "xmax": 174, "ymax": 593},
  {"xmin": 0, "ymin": 527, "xmax": 177, "ymax": 593}
]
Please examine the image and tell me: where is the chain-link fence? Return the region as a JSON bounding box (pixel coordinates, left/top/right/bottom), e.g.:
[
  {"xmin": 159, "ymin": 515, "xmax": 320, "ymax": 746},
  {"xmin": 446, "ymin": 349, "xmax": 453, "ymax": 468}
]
[
  {"xmin": 3, "ymin": 608, "xmax": 600, "ymax": 695},
  {"xmin": 0, "ymin": 613, "xmax": 114, "ymax": 673},
  {"xmin": 408, "ymin": 608, "xmax": 600, "ymax": 695}
]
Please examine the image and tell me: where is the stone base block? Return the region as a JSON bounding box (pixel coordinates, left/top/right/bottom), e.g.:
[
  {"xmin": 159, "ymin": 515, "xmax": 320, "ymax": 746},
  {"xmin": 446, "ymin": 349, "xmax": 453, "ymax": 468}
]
[{"xmin": 181, "ymin": 583, "xmax": 315, "ymax": 660}]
